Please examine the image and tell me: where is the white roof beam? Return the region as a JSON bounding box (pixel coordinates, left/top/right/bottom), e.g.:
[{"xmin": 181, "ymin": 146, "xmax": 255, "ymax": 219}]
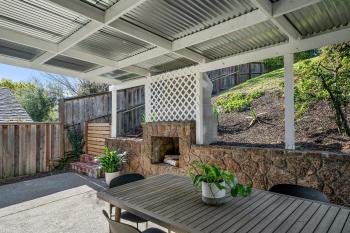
[
  {"xmin": 197, "ymin": 26, "xmax": 350, "ymax": 73},
  {"xmin": 0, "ymin": 54, "xmax": 120, "ymax": 84},
  {"xmin": 105, "ymin": 0, "xmax": 148, "ymax": 24},
  {"xmin": 172, "ymin": 10, "xmax": 268, "ymax": 51},
  {"xmin": 34, "ymin": 0, "xmax": 146, "ymax": 65},
  {"xmin": 273, "ymin": 0, "xmax": 322, "ymax": 17},
  {"xmin": 88, "ymin": 47, "xmax": 169, "ymax": 76},
  {"xmin": 0, "ymin": 27, "xmax": 58, "ymax": 53},
  {"xmin": 0, "ymin": 26, "xmax": 148, "ymax": 77},
  {"xmin": 252, "ymin": 0, "xmax": 320, "ymax": 40},
  {"xmin": 47, "ymin": 0, "xmax": 105, "ymax": 23},
  {"xmin": 109, "ymin": 20, "xmax": 208, "ymax": 63}
]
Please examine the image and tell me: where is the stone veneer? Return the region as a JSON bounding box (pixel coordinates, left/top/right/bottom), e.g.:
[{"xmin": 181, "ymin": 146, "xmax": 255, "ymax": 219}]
[{"xmin": 106, "ymin": 121, "xmax": 350, "ymax": 207}]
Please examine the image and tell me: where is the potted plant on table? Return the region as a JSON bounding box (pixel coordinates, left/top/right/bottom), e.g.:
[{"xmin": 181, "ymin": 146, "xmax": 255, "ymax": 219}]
[
  {"xmin": 98, "ymin": 146, "xmax": 127, "ymax": 185},
  {"xmin": 189, "ymin": 160, "xmax": 252, "ymax": 205}
]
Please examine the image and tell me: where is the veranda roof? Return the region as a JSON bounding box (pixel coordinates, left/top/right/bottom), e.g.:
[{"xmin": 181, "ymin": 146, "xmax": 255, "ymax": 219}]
[{"xmin": 0, "ymin": 0, "xmax": 349, "ymax": 86}]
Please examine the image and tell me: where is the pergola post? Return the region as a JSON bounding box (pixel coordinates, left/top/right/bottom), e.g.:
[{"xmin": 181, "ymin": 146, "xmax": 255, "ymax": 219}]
[
  {"xmin": 284, "ymin": 53, "xmax": 295, "ymax": 149},
  {"xmin": 196, "ymin": 74, "xmax": 204, "ymax": 144},
  {"xmin": 111, "ymin": 90, "xmax": 117, "ymax": 138}
]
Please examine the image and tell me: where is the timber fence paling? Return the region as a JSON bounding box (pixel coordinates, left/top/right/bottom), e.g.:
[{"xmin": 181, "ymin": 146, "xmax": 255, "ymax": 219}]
[
  {"xmin": 0, "ymin": 123, "xmax": 61, "ymax": 179},
  {"xmin": 60, "ymin": 87, "xmax": 145, "ymax": 155}
]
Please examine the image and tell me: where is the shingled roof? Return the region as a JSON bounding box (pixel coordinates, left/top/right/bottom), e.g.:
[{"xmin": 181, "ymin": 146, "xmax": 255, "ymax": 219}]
[{"xmin": 0, "ymin": 88, "xmax": 33, "ymax": 122}]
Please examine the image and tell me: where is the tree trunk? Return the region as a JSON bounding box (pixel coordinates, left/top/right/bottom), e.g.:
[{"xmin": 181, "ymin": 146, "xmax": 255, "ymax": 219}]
[{"xmin": 319, "ymin": 76, "xmax": 350, "ymax": 136}]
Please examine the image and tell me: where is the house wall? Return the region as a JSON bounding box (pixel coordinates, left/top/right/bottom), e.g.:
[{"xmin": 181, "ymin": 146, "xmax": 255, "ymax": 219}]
[{"xmin": 106, "ymin": 123, "xmax": 350, "ymax": 207}]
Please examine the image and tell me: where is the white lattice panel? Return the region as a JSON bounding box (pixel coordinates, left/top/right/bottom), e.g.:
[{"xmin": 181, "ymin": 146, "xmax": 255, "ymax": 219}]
[{"xmin": 145, "ymin": 67, "xmax": 201, "ymax": 122}]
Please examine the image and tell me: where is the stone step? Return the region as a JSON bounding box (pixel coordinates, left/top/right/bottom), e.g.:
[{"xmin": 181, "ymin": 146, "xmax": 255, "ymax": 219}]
[{"xmin": 71, "ymin": 162, "xmax": 104, "ymax": 179}]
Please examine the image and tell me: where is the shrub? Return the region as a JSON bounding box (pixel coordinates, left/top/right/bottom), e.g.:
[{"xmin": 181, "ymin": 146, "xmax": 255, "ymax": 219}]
[
  {"xmin": 67, "ymin": 126, "xmax": 84, "ymax": 159},
  {"xmin": 215, "ymin": 90, "xmax": 264, "ymax": 113}
]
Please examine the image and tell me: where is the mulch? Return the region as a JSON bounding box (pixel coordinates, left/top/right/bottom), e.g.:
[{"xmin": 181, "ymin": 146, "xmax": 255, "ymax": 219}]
[{"xmin": 215, "ymin": 90, "xmax": 350, "ymax": 154}]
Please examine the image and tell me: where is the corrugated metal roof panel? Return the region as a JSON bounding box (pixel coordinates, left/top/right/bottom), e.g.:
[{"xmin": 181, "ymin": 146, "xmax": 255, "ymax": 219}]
[
  {"xmin": 73, "ymin": 26, "xmax": 155, "ymax": 61},
  {"xmin": 0, "ymin": 0, "xmax": 89, "ymax": 43},
  {"xmin": 121, "ymin": 0, "xmax": 257, "ymax": 41},
  {"xmin": 0, "ymin": 39, "xmax": 43, "ymax": 60},
  {"xmin": 80, "ymin": 0, "xmax": 119, "ymax": 11},
  {"xmin": 101, "ymin": 69, "xmax": 142, "ymax": 81},
  {"xmin": 285, "ymin": 0, "xmax": 350, "ymax": 38},
  {"xmin": 45, "ymin": 55, "xmax": 101, "ymax": 72},
  {"xmin": 189, "ymin": 21, "xmax": 288, "ymax": 60},
  {"xmin": 136, "ymin": 53, "xmax": 196, "ymax": 74}
]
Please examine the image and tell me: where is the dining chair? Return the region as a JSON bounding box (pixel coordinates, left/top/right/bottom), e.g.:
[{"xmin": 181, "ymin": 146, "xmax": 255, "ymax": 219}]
[
  {"xmin": 269, "ymin": 184, "xmax": 330, "ymax": 203},
  {"xmin": 103, "ymin": 210, "xmax": 166, "ymax": 233},
  {"xmin": 109, "ymin": 173, "xmax": 148, "ymax": 229}
]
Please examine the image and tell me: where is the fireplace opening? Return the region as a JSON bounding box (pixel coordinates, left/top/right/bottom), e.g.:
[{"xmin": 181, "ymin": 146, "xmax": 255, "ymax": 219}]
[{"xmin": 151, "ymin": 136, "xmax": 180, "ymax": 167}]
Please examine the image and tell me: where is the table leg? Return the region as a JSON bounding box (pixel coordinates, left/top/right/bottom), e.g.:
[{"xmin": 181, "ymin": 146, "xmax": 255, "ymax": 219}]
[{"xmin": 114, "ymin": 206, "xmax": 121, "ymax": 222}]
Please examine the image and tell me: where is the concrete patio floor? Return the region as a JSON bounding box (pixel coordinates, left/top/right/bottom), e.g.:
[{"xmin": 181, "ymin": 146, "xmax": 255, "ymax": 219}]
[{"xmin": 0, "ymin": 172, "xmax": 165, "ymax": 233}]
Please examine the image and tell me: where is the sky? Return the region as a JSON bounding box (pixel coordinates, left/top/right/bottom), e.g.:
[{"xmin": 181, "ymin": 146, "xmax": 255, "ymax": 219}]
[
  {"xmin": 0, "ymin": 63, "xmax": 42, "ymax": 82},
  {"xmin": 0, "ymin": 63, "xmax": 78, "ymax": 85}
]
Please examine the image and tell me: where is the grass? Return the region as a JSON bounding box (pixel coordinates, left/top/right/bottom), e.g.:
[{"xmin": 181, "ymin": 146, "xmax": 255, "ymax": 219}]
[{"xmin": 214, "ymin": 68, "xmax": 285, "ymax": 113}]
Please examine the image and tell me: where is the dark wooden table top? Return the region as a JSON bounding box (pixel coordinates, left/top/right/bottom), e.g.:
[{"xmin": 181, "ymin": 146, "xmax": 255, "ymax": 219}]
[{"xmin": 97, "ymin": 174, "xmax": 350, "ymax": 233}]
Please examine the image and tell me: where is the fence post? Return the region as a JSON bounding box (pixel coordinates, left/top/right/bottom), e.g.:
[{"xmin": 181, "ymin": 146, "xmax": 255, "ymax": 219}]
[{"xmin": 58, "ymin": 99, "xmax": 65, "ymax": 158}]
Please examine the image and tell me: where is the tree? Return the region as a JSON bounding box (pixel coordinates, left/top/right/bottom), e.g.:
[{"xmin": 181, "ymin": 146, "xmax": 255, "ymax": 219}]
[
  {"xmin": 0, "ymin": 78, "xmax": 35, "ymax": 92},
  {"xmin": 263, "ymin": 50, "xmax": 319, "ymax": 71},
  {"xmin": 296, "ymin": 42, "xmax": 350, "ymax": 136},
  {"xmin": 16, "ymin": 84, "xmax": 56, "ymax": 122},
  {"xmin": 77, "ymin": 80, "xmax": 109, "ymax": 96},
  {"xmin": 43, "ymin": 73, "xmax": 109, "ymax": 97}
]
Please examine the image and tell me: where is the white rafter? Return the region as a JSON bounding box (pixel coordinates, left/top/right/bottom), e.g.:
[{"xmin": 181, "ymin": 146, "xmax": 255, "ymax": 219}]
[
  {"xmin": 105, "ymin": 0, "xmax": 321, "ymax": 74},
  {"xmin": 251, "ymin": 0, "xmax": 321, "ymax": 40},
  {"xmin": 197, "ymin": 26, "xmax": 350, "ymax": 73},
  {"xmin": 0, "ymin": 54, "xmax": 120, "ymax": 84},
  {"xmin": 33, "ymin": 0, "xmax": 146, "ymax": 65}
]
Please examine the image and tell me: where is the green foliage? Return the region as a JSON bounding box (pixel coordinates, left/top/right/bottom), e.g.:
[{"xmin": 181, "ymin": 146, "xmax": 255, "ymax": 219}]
[
  {"xmin": 0, "ymin": 79, "xmax": 35, "ymax": 92},
  {"xmin": 295, "ymin": 42, "xmax": 350, "ymax": 135},
  {"xmin": 16, "ymin": 85, "xmax": 55, "ymax": 122},
  {"xmin": 67, "ymin": 126, "xmax": 85, "ymax": 159},
  {"xmin": 215, "ymin": 90, "xmax": 263, "ymax": 113},
  {"xmin": 262, "ymin": 50, "xmax": 319, "ymax": 71},
  {"xmin": 188, "ymin": 160, "xmax": 252, "ymax": 197},
  {"xmin": 98, "ymin": 147, "xmax": 127, "ymax": 173}
]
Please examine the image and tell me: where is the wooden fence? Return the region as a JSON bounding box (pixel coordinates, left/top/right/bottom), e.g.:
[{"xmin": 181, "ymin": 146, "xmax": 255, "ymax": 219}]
[
  {"xmin": 60, "ymin": 87, "xmax": 145, "ymax": 154},
  {"xmin": 0, "ymin": 123, "xmax": 61, "ymax": 179},
  {"xmin": 85, "ymin": 123, "xmax": 111, "ymax": 156},
  {"xmin": 208, "ymin": 62, "xmax": 266, "ymax": 95}
]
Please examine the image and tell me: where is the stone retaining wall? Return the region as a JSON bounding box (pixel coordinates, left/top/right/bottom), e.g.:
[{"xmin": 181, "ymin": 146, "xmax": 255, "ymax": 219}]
[{"xmin": 106, "ymin": 122, "xmax": 350, "ymax": 207}]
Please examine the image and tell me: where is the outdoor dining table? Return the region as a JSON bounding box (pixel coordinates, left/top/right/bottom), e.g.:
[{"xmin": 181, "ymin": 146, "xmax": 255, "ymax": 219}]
[{"xmin": 97, "ymin": 174, "xmax": 350, "ymax": 233}]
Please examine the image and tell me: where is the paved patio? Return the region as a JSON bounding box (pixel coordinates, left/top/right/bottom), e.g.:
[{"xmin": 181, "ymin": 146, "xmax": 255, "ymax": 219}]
[{"xmin": 0, "ymin": 173, "xmax": 165, "ymax": 233}]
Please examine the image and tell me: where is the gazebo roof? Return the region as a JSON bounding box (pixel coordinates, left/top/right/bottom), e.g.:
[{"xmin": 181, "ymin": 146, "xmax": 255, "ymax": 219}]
[{"xmin": 0, "ymin": 0, "xmax": 349, "ymax": 86}]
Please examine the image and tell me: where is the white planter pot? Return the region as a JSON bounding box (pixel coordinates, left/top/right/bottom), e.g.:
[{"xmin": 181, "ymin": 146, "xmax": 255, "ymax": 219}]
[
  {"xmin": 202, "ymin": 181, "xmax": 226, "ymax": 199},
  {"xmin": 105, "ymin": 171, "xmax": 120, "ymax": 186},
  {"xmin": 201, "ymin": 181, "xmax": 227, "ymax": 205}
]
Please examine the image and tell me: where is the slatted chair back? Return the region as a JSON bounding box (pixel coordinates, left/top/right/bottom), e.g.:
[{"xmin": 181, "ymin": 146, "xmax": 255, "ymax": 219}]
[
  {"xmin": 269, "ymin": 184, "xmax": 329, "ymax": 203},
  {"xmin": 102, "ymin": 210, "xmax": 140, "ymax": 233}
]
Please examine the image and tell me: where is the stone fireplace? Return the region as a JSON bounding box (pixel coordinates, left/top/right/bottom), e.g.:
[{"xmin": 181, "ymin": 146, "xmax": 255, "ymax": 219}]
[
  {"xmin": 151, "ymin": 136, "xmax": 180, "ymax": 165},
  {"xmin": 144, "ymin": 121, "xmax": 195, "ymax": 170}
]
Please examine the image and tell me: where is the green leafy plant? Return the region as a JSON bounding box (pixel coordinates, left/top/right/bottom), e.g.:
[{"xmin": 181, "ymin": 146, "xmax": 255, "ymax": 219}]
[
  {"xmin": 188, "ymin": 160, "xmax": 252, "ymax": 197},
  {"xmin": 67, "ymin": 126, "xmax": 84, "ymax": 159},
  {"xmin": 98, "ymin": 147, "xmax": 127, "ymax": 173},
  {"xmin": 215, "ymin": 90, "xmax": 263, "ymax": 113}
]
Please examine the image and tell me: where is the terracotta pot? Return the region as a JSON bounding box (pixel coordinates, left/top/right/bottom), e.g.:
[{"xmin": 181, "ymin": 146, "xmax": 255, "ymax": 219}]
[{"xmin": 105, "ymin": 171, "xmax": 120, "ymax": 186}]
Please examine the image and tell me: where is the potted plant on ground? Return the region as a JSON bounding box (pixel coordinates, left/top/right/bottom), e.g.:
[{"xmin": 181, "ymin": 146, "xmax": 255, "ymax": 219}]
[
  {"xmin": 98, "ymin": 146, "xmax": 127, "ymax": 185},
  {"xmin": 188, "ymin": 160, "xmax": 252, "ymax": 205}
]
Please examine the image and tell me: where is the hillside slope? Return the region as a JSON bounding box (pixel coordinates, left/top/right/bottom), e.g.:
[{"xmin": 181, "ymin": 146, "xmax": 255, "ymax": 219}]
[{"xmin": 213, "ymin": 68, "xmax": 350, "ymax": 153}]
